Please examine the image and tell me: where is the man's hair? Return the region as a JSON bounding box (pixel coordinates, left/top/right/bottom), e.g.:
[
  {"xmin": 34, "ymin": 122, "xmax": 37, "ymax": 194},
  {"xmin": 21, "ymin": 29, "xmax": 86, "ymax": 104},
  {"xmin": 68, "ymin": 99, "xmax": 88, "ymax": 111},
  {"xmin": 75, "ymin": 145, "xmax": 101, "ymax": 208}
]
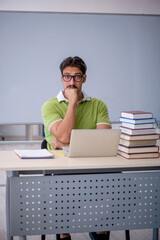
[{"xmin": 60, "ymin": 56, "xmax": 87, "ymax": 75}]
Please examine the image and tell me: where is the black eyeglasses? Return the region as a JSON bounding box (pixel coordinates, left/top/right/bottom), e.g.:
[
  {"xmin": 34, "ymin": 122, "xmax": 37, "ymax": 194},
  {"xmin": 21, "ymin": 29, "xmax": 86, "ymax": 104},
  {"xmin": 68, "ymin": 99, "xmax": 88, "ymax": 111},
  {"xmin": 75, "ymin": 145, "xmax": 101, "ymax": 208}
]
[{"xmin": 62, "ymin": 74, "xmax": 84, "ymax": 82}]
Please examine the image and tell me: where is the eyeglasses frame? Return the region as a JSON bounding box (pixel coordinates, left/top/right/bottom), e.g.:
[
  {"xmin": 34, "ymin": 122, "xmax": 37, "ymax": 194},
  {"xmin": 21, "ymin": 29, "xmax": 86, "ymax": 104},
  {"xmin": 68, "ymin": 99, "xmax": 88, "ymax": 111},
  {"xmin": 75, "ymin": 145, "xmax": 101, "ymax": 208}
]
[{"xmin": 62, "ymin": 74, "xmax": 84, "ymax": 82}]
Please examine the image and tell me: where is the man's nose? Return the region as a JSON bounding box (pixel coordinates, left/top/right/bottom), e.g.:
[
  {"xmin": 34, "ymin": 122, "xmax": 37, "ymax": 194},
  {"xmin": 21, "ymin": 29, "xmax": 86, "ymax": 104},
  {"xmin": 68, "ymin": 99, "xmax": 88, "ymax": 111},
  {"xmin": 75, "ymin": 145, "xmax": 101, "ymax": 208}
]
[{"xmin": 70, "ymin": 77, "xmax": 75, "ymax": 84}]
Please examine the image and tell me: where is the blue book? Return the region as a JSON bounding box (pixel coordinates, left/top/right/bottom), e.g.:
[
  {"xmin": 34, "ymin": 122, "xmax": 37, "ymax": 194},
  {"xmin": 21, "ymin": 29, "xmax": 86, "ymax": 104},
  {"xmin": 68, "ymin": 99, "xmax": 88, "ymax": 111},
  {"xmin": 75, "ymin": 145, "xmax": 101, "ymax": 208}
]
[{"xmin": 119, "ymin": 117, "xmax": 156, "ymax": 124}]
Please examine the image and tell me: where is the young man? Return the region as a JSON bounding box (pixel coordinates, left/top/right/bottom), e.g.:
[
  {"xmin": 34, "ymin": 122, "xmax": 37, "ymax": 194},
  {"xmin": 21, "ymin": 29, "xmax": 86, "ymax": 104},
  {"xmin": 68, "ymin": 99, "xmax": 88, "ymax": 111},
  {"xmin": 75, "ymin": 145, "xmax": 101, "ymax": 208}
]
[
  {"xmin": 42, "ymin": 56, "xmax": 111, "ymax": 151},
  {"xmin": 41, "ymin": 56, "xmax": 111, "ymax": 240}
]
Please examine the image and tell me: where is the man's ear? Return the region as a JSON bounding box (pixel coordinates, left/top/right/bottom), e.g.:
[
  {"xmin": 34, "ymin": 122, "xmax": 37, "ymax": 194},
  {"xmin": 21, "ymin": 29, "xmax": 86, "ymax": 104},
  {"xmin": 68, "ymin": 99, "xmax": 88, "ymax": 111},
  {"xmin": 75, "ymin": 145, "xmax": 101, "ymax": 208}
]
[{"xmin": 82, "ymin": 75, "xmax": 87, "ymax": 83}]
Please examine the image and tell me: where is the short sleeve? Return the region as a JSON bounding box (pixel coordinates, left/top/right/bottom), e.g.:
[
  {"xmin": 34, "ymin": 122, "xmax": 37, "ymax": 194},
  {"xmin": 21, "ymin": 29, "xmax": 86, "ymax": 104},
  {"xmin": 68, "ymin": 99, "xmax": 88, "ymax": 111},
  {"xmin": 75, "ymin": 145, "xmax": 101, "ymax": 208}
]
[
  {"xmin": 96, "ymin": 100, "xmax": 111, "ymax": 126},
  {"xmin": 41, "ymin": 99, "xmax": 63, "ymax": 133}
]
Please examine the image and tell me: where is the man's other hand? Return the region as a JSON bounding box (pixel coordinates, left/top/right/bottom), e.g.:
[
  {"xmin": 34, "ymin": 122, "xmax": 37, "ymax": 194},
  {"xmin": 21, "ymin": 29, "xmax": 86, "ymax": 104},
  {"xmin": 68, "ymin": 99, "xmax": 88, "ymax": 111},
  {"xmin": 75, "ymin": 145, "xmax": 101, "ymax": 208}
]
[{"xmin": 50, "ymin": 138, "xmax": 64, "ymax": 150}]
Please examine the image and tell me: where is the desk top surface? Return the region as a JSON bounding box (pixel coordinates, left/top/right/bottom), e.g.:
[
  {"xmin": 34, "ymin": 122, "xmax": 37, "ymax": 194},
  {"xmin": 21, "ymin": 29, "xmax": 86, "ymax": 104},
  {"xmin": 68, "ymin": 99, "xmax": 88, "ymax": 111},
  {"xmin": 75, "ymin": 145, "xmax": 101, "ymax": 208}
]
[{"xmin": 0, "ymin": 150, "xmax": 160, "ymax": 171}]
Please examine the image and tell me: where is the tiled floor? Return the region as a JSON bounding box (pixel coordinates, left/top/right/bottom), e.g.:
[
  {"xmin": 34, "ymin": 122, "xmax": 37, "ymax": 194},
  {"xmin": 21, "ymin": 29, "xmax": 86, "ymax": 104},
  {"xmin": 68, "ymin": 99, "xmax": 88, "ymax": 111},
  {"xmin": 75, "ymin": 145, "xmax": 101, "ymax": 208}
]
[{"xmin": 0, "ymin": 142, "xmax": 159, "ymax": 240}]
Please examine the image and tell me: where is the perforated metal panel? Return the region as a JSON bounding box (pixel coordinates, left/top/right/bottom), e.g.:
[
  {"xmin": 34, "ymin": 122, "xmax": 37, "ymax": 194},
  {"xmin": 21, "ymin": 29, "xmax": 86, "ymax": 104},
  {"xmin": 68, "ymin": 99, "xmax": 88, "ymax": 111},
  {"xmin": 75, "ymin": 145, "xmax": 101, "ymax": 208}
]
[{"xmin": 10, "ymin": 172, "xmax": 160, "ymax": 236}]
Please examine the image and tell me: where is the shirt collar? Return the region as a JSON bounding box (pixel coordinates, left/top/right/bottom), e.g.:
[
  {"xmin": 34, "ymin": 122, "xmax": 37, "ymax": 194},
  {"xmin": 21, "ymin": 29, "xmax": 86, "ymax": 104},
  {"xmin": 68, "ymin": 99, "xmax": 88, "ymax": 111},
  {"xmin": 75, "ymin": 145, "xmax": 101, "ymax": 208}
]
[{"xmin": 57, "ymin": 90, "xmax": 90, "ymax": 103}]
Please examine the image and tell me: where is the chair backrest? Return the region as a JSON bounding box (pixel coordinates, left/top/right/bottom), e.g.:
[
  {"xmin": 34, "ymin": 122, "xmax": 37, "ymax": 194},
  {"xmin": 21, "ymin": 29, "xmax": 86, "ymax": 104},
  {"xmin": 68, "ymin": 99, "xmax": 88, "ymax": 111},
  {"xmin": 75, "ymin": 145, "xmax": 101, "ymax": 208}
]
[{"xmin": 41, "ymin": 139, "xmax": 47, "ymax": 149}]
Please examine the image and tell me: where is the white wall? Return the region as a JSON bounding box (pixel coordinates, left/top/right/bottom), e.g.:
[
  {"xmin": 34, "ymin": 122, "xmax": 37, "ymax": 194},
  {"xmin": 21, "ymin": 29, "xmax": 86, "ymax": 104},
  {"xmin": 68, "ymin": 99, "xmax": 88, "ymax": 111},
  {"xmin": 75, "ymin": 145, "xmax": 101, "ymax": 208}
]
[
  {"xmin": 1, "ymin": 13, "xmax": 160, "ymax": 124},
  {"xmin": 0, "ymin": 0, "xmax": 160, "ymax": 15},
  {"xmin": 1, "ymin": 1, "xmax": 160, "ymax": 139}
]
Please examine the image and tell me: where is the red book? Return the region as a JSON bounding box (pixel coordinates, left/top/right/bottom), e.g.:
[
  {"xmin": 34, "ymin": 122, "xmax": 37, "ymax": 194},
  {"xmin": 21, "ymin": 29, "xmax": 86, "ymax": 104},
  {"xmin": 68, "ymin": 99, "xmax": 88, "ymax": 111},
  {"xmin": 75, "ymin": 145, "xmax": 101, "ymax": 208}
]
[
  {"xmin": 118, "ymin": 145, "xmax": 159, "ymax": 154},
  {"xmin": 118, "ymin": 151, "xmax": 159, "ymax": 159},
  {"xmin": 121, "ymin": 111, "xmax": 153, "ymax": 119}
]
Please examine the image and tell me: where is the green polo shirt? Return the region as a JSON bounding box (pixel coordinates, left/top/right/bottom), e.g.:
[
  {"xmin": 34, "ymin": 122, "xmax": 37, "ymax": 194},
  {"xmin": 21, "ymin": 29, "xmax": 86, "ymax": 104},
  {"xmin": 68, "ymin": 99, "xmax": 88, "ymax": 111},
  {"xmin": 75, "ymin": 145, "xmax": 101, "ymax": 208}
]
[{"xmin": 41, "ymin": 91, "xmax": 111, "ymax": 150}]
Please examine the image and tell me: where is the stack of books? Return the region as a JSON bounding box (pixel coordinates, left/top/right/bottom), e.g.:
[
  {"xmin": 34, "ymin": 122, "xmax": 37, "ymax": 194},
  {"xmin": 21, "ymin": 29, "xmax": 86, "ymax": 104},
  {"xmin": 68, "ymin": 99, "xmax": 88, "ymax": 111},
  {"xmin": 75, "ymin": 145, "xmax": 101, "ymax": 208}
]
[{"xmin": 118, "ymin": 111, "xmax": 160, "ymax": 159}]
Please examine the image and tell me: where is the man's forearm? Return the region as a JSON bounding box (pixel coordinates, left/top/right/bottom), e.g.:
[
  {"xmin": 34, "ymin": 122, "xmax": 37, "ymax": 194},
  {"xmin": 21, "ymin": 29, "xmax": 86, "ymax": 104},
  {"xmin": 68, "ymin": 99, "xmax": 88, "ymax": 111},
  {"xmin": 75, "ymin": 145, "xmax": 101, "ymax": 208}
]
[{"xmin": 50, "ymin": 101, "xmax": 77, "ymax": 144}]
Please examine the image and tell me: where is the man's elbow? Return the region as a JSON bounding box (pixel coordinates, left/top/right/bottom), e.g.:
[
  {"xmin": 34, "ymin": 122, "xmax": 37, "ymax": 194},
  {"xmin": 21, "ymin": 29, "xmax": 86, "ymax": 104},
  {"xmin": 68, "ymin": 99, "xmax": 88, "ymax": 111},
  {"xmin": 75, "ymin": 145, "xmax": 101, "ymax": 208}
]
[{"xmin": 50, "ymin": 129, "xmax": 70, "ymax": 144}]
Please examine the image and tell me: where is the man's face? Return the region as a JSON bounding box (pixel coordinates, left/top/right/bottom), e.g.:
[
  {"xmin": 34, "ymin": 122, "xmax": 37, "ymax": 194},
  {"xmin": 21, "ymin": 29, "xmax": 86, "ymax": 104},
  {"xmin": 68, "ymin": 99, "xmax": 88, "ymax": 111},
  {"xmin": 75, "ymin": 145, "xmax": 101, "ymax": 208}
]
[{"xmin": 61, "ymin": 66, "xmax": 86, "ymax": 93}]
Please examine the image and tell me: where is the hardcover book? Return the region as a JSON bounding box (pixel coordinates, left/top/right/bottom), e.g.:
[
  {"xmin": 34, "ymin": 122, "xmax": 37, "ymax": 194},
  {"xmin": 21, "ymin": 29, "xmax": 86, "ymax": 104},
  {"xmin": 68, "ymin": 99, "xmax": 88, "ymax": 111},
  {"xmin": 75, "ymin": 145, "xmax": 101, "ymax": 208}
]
[
  {"xmin": 121, "ymin": 122, "xmax": 154, "ymax": 129},
  {"xmin": 118, "ymin": 151, "xmax": 159, "ymax": 159},
  {"xmin": 119, "ymin": 117, "xmax": 156, "ymax": 124},
  {"xmin": 120, "ymin": 133, "xmax": 159, "ymax": 141},
  {"xmin": 121, "ymin": 111, "xmax": 153, "ymax": 119},
  {"xmin": 120, "ymin": 127, "xmax": 156, "ymax": 135},
  {"xmin": 118, "ymin": 145, "xmax": 159, "ymax": 154},
  {"xmin": 119, "ymin": 138, "xmax": 157, "ymax": 147}
]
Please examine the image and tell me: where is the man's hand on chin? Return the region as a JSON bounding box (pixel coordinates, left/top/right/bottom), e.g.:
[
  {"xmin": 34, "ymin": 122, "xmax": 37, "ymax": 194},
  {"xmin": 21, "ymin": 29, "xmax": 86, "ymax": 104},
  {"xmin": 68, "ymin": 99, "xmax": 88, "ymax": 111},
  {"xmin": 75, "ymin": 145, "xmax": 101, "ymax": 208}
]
[{"xmin": 64, "ymin": 86, "xmax": 78, "ymax": 106}]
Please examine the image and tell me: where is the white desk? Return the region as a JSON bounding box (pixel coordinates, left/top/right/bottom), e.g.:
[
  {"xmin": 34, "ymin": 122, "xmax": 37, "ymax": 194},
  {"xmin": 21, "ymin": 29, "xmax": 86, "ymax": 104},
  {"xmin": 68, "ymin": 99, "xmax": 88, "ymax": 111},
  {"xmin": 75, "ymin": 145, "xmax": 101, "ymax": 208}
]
[
  {"xmin": 0, "ymin": 150, "xmax": 160, "ymax": 172},
  {"xmin": 0, "ymin": 151, "xmax": 160, "ymax": 240}
]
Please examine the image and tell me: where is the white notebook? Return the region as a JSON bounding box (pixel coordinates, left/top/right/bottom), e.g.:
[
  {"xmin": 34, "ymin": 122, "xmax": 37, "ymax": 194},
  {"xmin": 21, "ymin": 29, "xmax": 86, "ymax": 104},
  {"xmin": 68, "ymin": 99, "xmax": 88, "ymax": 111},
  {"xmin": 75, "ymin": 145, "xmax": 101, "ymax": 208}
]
[{"xmin": 15, "ymin": 149, "xmax": 54, "ymax": 159}]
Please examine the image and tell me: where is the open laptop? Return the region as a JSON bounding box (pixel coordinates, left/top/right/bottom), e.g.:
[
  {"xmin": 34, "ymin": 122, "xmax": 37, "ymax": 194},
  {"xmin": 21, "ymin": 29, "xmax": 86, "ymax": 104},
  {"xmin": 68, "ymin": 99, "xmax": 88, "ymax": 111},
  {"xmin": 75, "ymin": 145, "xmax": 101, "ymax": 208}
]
[{"xmin": 62, "ymin": 129, "xmax": 121, "ymax": 158}]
